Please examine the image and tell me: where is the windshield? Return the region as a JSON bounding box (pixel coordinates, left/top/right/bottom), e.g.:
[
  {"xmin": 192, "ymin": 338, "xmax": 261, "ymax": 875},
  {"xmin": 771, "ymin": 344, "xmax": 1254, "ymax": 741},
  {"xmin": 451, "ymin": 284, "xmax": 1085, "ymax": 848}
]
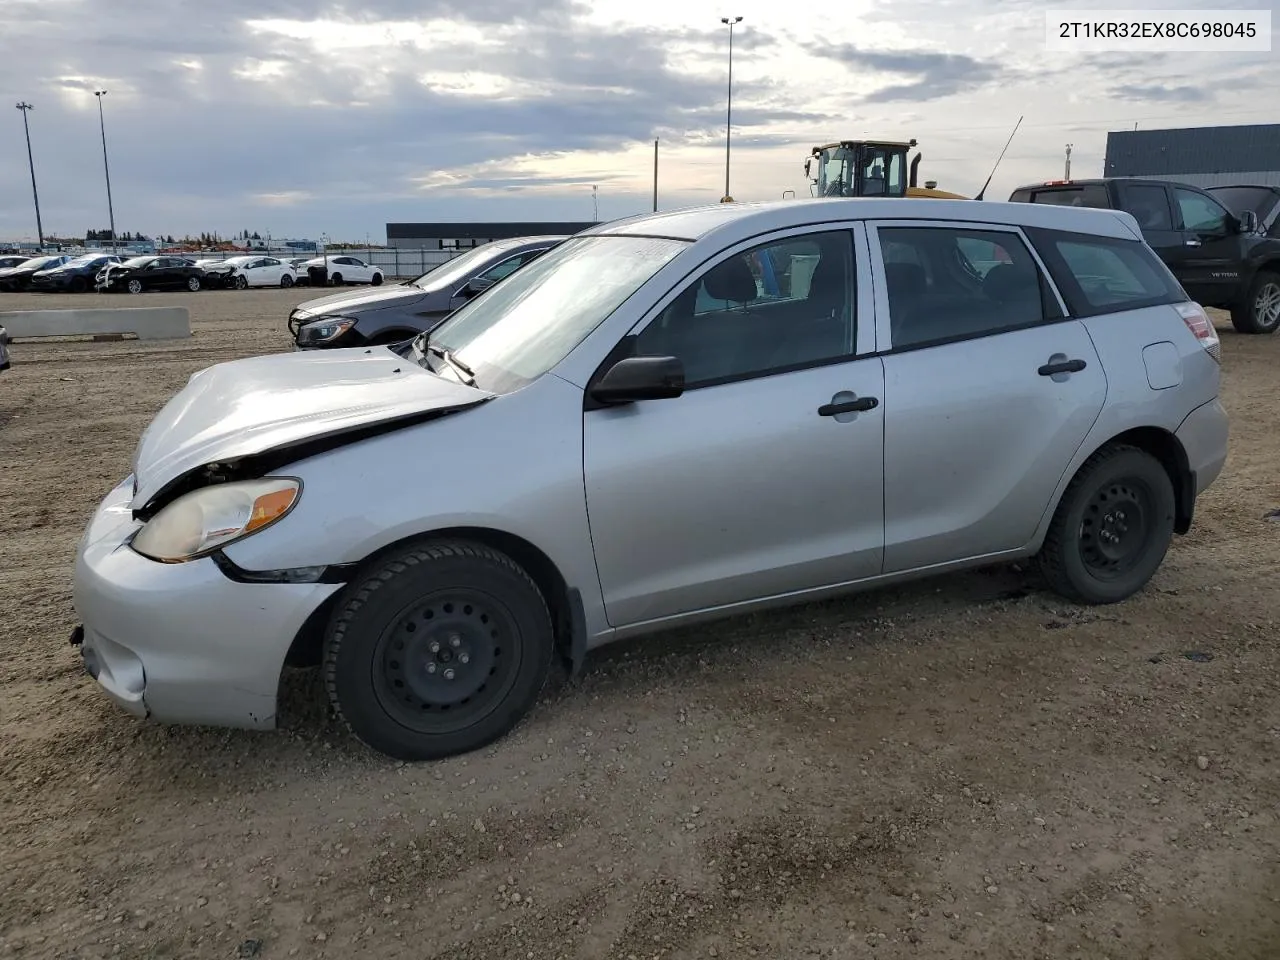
[
  {"xmin": 427, "ymin": 235, "xmax": 688, "ymax": 393},
  {"xmin": 121, "ymin": 257, "xmax": 153, "ymax": 268},
  {"xmin": 1207, "ymin": 186, "xmax": 1279, "ymax": 218},
  {"xmin": 65, "ymin": 254, "xmax": 107, "ymax": 267},
  {"xmin": 411, "ymin": 242, "xmax": 520, "ymax": 290},
  {"xmin": 24, "ymin": 256, "xmax": 61, "ymax": 269}
]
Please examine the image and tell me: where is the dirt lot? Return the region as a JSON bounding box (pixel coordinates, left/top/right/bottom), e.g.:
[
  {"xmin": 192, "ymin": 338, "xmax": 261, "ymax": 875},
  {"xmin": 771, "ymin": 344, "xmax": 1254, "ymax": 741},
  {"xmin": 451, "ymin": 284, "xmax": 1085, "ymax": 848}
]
[{"xmin": 1, "ymin": 288, "xmax": 1278, "ymax": 960}]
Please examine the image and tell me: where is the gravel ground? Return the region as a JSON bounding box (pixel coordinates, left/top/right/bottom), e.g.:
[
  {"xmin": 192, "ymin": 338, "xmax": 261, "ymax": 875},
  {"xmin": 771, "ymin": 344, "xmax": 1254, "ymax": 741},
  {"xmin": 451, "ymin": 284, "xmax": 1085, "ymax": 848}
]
[{"xmin": 1, "ymin": 288, "xmax": 1278, "ymax": 960}]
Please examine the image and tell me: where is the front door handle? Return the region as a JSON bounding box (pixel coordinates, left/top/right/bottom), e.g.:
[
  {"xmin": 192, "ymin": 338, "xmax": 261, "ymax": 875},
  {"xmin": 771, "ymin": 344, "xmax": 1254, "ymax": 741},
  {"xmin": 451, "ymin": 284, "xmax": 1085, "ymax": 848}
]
[
  {"xmin": 1038, "ymin": 358, "xmax": 1087, "ymax": 376},
  {"xmin": 1185, "ymin": 238, "xmax": 1202, "ymax": 247},
  {"xmin": 818, "ymin": 396, "xmax": 879, "ymax": 416}
]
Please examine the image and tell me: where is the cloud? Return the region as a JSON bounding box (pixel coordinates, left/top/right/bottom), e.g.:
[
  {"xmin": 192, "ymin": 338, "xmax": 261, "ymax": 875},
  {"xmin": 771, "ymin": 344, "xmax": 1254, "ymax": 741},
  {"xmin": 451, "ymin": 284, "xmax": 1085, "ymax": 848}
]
[
  {"xmin": 0, "ymin": 0, "xmax": 1276, "ymax": 240},
  {"xmin": 805, "ymin": 42, "xmax": 1008, "ymax": 102},
  {"xmin": 1112, "ymin": 83, "xmax": 1212, "ymax": 103}
]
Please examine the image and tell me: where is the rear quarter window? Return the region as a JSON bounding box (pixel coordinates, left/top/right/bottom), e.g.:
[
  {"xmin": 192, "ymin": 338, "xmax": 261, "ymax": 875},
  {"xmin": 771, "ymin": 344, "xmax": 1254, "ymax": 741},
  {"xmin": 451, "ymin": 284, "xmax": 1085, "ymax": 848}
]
[{"xmin": 1025, "ymin": 227, "xmax": 1186, "ymax": 317}]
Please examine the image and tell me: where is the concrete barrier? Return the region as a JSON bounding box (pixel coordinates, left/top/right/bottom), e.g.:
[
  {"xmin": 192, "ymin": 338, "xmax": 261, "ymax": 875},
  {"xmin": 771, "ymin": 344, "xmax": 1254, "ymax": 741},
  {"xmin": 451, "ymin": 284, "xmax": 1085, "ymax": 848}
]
[{"xmin": 0, "ymin": 306, "xmax": 191, "ymax": 341}]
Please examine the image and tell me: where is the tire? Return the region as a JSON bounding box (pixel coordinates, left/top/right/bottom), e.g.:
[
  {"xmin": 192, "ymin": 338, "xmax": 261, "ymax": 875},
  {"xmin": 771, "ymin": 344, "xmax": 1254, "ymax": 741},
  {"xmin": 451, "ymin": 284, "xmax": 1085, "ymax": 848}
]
[
  {"xmin": 371, "ymin": 273, "xmax": 383, "ymax": 287},
  {"xmin": 1036, "ymin": 444, "xmax": 1176, "ymax": 605},
  {"xmin": 1230, "ymin": 270, "xmax": 1280, "ymax": 334},
  {"xmin": 330, "ymin": 273, "xmax": 344, "ymax": 286},
  {"xmin": 324, "ymin": 540, "xmax": 555, "ymax": 761},
  {"xmin": 70, "ymin": 276, "xmax": 89, "ymax": 293},
  {"xmin": 187, "ymin": 276, "xmax": 202, "ymax": 292},
  {"xmin": 281, "ymin": 274, "xmax": 294, "ymax": 288},
  {"xmin": 127, "ymin": 278, "xmax": 143, "ymax": 295},
  {"xmin": 234, "ymin": 275, "xmax": 248, "ymax": 290}
]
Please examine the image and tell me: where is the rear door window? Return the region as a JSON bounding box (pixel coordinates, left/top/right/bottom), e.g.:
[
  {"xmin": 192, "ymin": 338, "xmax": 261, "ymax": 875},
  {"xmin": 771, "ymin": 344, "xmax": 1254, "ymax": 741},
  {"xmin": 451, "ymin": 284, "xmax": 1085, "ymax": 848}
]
[
  {"xmin": 875, "ymin": 225, "xmax": 1058, "ymax": 350},
  {"xmin": 1117, "ymin": 184, "xmax": 1174, "ymax": 231},
  {"xmin": 1026, "ymin": 227, "xmax": 1186, "ymax": 316}
]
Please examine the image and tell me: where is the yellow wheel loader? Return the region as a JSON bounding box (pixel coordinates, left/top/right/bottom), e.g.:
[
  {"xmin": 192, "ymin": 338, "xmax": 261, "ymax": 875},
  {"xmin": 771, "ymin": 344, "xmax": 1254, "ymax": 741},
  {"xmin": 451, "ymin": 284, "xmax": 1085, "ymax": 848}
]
[{"xmin": 803, "ymin": 139, "xmax": 969, "ymax": 199}]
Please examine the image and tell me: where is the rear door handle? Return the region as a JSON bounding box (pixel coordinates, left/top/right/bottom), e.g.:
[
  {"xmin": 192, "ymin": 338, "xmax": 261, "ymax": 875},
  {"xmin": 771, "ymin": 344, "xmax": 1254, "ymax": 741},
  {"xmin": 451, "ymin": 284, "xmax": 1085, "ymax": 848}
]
[
  {"xmin": 1038, "ymin": 358, "xmax": 1087, "ymax": 376},
  {"xmin": 818, "ymin": 396, "xmax": 878, "ymax": 416}
]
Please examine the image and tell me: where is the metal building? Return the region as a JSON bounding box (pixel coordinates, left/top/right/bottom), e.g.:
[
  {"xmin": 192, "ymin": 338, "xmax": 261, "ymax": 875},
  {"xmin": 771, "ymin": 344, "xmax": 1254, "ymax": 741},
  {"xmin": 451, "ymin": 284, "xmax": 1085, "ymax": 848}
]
[
  {"xmin": 385, "ymin": 221, "xmax": 597, "ymax": 251},
  {"xmin": 1104, "ymin": 123, "xmax": 1280, "ymax": 189}
]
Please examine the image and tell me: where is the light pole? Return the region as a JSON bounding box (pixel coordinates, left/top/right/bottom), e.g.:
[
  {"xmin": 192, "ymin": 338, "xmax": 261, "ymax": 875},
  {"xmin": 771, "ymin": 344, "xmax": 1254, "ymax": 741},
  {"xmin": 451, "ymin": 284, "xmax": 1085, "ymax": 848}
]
[
  {"xmin": 15, "ymin": 102, "xmax": 44, "ymax": 248},
  {"xmin": 720, "ymin": 15, "xmax": 743, "ymax": 203},
  {"xmin": 94, "ymin": 90, "xmax": 118, "ymax": 254}
]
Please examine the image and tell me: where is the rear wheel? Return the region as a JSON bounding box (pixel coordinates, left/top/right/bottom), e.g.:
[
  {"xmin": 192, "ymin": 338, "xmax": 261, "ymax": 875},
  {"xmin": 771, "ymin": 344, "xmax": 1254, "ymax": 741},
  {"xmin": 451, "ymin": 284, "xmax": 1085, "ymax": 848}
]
[
  {"xmin": 324, "ymin": 540, "xmax": 555, "ymax": 761},
  {"xmin": 187, "ymin": 276, "xmax": 202, "ymax": 292},
  {"xmin": 1230, "ymin": 270, "xmax": 1280, "ymax": 334},
  {"xmin": 1037, "ymin": 444, "xmax": 1175, "ymax": 604},
  {"xmin": 281, "ymin": 274, "xmax": 294, "ymax": 288}
]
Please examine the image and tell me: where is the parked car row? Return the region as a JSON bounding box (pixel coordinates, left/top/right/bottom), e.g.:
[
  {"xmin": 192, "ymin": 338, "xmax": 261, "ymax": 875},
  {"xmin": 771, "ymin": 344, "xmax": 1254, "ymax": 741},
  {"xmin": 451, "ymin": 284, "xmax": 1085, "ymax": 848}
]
[
  {"xmin": 0, "ymin": 253, "xmax": 385, "ymax": 293},
  {"xmin": 72, "ymin": 197, "xmax": 1228, "ymax": 763}
]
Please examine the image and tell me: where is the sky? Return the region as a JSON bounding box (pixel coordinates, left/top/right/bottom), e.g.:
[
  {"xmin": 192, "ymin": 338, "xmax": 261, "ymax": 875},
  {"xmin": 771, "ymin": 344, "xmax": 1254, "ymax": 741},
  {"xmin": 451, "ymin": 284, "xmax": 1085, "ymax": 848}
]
[{"xmin": 1, "ymin": 0, "xmax": 1276, "ymax": 242}]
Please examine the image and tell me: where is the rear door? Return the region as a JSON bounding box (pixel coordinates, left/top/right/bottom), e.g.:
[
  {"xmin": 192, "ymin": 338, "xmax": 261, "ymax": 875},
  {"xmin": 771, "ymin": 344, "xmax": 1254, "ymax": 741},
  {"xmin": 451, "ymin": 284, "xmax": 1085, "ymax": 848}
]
[
  {"xmin": 1170, "ymin": 186, "xmax": 1244, "ymax": 307},
  {"xmin": 869, "ymin": 219, "xmax": 1107, "ymax": 572},
  {"xmin": 1113, "ymin": 181, "xmax": 1184, "ymax": 273}
]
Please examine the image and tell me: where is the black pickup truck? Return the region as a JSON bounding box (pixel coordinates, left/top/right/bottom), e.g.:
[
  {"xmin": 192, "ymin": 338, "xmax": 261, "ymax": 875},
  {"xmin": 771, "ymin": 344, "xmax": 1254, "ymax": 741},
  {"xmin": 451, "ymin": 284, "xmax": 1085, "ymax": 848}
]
[{"xmin": 1008, "ymin": 177, "xmax": 1280, "ymax": 334}]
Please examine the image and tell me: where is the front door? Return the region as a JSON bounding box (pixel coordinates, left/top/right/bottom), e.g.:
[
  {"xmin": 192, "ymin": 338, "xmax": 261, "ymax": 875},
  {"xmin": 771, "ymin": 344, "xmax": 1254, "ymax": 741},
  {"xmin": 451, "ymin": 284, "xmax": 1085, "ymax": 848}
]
[
  {"xmin": 1170, "ymin": 185, "xmax": 1244, "ymax": 307},
  {"xmin": 583, "ymin": 226, "xmax": 885, "ymax": 628},
  {"xmin": 870, "ymin": 221, "xmax": 1107, "ymax": 572}
]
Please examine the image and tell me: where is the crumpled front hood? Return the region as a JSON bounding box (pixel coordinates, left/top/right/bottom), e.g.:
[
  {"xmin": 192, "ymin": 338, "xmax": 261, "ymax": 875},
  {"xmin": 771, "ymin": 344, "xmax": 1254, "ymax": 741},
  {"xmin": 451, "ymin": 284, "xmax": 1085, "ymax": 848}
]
[
  {"xmin": 292, "ymin": 284, "xmax": 425, "ymax": 319},
  {"xmin": 130, "ymin": 347, "xmax": 493, "ymax": 512}
]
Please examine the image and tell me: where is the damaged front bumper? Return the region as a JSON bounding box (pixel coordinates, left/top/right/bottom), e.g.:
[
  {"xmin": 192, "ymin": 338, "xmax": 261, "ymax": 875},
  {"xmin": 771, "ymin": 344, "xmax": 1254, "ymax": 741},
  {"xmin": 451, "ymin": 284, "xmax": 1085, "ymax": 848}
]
[{"xmin": 71, "ymin": 475, "xmax": 344, "ymax": 730}]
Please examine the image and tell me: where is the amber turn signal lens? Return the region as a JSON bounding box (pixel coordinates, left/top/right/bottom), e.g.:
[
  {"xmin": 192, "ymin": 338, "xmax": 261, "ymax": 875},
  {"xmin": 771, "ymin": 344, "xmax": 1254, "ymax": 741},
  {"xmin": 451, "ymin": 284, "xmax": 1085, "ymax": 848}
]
[{"xmin": 247, "ymin": 488, "xmax": 298, "ymax": 533}]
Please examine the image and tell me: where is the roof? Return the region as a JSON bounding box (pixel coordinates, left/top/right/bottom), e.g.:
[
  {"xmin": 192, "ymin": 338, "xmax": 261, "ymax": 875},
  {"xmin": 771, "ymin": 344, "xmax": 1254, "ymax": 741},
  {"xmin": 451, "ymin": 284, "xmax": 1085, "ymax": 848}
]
[
  {"xmin": 1105, "ymin": 123, "xmax": 1280, "ymax": 177},
  {"xmin": 386, "ymin": 221, "xmax": 596, "ymax": 240},
  {"xmin": 579, "ymin": 197, "xmax": 1143, "ymax": 245}
]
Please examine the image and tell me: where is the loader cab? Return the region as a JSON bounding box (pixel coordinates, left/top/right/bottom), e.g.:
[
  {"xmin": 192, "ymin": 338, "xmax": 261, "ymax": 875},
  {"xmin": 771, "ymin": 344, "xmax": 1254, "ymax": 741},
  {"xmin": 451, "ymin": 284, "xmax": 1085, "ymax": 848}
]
[{"xmin": 805, "ymin": 139, "xmax": 914, "ymax": 198}]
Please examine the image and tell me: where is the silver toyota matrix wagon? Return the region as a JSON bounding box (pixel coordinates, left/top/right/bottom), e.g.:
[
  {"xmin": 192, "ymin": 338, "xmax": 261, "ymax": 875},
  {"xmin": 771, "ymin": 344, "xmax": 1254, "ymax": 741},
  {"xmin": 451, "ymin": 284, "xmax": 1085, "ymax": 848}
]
[{"xmin": 72, "ymin": 198, "xmax": 1229, "ymax": 761}]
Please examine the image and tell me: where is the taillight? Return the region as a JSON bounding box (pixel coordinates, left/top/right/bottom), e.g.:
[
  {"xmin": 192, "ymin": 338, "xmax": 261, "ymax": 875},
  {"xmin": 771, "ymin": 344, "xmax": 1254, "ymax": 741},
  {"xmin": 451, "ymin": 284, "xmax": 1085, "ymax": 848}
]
[{"xmin": 1175, "ymin": 301, "xmax": 1220, "ymax": 363}]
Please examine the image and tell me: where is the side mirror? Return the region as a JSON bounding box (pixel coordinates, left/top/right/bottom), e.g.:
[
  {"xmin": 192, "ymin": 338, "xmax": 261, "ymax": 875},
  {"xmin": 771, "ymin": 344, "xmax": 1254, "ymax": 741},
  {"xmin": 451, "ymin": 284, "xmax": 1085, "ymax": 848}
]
[
  {"xmin": 458, "ymin": 277, "xmax": 492, "ymax": 298},
  {"xmin": 1238, "ymin": 210, "xmax": 1259, "ymax": 235},
  {"xmin": 589, "ymin": 355, "xmax": 685, "ymax": 405}
]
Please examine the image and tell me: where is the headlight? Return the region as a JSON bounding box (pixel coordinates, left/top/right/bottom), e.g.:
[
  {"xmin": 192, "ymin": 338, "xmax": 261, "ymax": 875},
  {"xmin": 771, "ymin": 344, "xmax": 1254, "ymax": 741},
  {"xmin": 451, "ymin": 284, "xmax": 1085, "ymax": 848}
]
[
  {"xmin": 296, "ymin": 316, "xmax": 357, "ymax": 345},
  {"xmin": 130, "ymin": 478, "xmax": 301, "ymax": 563}
]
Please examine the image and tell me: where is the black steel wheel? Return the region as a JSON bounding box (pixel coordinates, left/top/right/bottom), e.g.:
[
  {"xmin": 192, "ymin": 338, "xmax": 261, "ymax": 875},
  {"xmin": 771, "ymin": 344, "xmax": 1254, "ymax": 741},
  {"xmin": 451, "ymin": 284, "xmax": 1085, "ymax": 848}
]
[
  {"xmin": 324, "ymin": 540, "xmax": 555, "ymax": 761},
  {"xmin": 1037, "ymin": 444, "xmax": 1175, "ymax": 604}
]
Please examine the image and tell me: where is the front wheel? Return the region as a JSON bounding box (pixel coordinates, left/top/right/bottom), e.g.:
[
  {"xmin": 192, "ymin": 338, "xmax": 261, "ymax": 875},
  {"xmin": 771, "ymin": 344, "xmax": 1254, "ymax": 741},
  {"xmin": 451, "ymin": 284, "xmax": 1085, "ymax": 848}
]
[
  {"xmin": 330, "ymin": 272, "xmax": 344, "ymax": 286},
  {"xmin": 233, "ymin": 275, "xmax": 248, "ymax": 290},
  {"xmin": 1230, "ymin": 271, "xmax": 1280, "ymax": 334},
  {"xmin": 127, "ymin": 279, "xmax": 143, "ymax": 295},
  {"xmin": 70, "ymin": 276, "xmax": 89, "ymax": 293},
  {"xmin": 1037, "ymin": 444, "xmax": 1175, "ymax": 605},
  {"xmin": 323, "ymin": 540, "xmax": 555, "ymax": 761},
  {"xmin": 371, "ymin": 273, "xmax": 383, "ymax": 286}
]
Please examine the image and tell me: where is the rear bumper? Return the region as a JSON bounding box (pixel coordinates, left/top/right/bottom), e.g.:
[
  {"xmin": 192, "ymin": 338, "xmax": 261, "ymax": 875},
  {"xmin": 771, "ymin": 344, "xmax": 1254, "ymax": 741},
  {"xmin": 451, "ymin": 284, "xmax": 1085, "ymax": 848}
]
[{"xmin": 1176, "ymin": 397, "xmax": 1229, "ymax": 497}]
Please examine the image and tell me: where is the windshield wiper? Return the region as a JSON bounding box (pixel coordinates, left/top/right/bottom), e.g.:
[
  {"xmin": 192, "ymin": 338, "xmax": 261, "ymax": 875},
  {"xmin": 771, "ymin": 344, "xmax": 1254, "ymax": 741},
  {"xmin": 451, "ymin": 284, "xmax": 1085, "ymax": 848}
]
[{"xmin": 427, "ymin": 342, "xmax": 476, "ymax": 384}]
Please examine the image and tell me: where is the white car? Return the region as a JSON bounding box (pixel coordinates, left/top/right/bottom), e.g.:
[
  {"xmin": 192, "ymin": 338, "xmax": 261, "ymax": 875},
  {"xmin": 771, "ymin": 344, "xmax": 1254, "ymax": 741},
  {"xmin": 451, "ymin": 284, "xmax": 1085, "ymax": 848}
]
[
  {"xmin": 202, "ymin": 255, "xmax": 298, "ymax": 289},
  {"xmin": 301, "ymin": 255, "xmax": 384, "ymax": 286}
]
